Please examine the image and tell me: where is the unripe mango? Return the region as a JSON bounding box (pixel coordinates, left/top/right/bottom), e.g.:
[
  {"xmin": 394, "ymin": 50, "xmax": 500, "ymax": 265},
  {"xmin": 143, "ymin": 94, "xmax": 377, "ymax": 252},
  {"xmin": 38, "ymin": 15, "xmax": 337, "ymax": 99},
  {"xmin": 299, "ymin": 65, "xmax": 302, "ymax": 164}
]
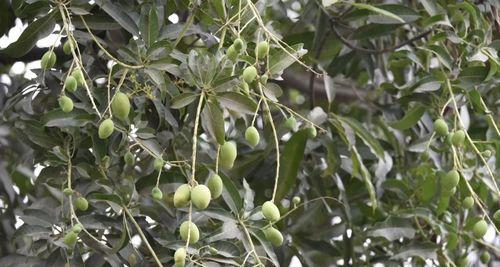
[
  {"xmin": 284, "ymin": 117, "xmax": 296, "ymax": 130},
  {"xmin": 71, "ymin": 68, "xmax": 85, "ymax": 86},
  {"xmin": 227, "ymin": 45, "xmax": 238, "ymax": 62},
  {"xmin": 191, "ymin": 184, "xmax": 211, "ymax": 209},
  {"xmin": 209, "ymin": 246, "xmax": 218, "ymax": 255},
  {"xmin": 240, "ymin": 81, "xmax": 249, "ymax": 94},
  {"xmin": 71, "ymin": 223, "xmax": 83, "ymax": 234},
  {"xmin": 233, "ymin": 38, "xmax": 245, "ymax": 51},
  {"xmin": 63, "ymin": 188, "xmax": 73, "ymax": 196},
  {"xmin": 174, "ymin": 247, "xmax": 186, "ymax": 266},
  {"xmin": 63, "ymin": 39, "xmax": 75, "ymax": 55},
  {"xmin": 63, "ymin": 231, "xmax": 78, "ymax": 246},
  {"xmin": 153, "ymin": 157, "xmax": 164, "ymax": 171},
  {"xmin": 245, "ymin": 126, "xmax": 260, "ymax": 147},
  {"xmin": 472, "ymin": 219, "xmax": 488, "ymax": 239},
  {"xmin": 174, "ymin": 184, "xmax": 191, "ymax": 208},
  {"xmin": 434, "ymin": 119, "xmax": 448, "ymax": 136},
  {"xmin": 124, "ymin": 151, "xmax": 135, "ymax": 166},
  {"xmin": 151, "ymin": 187, "xmax": 163, "ymax": 200},
  {"xmin": 98, "ymin": 119, "xmax": 114, "ymax": 139},
  {"xmin": 494, "ymin": 210, "xmax": 500, "ymax": 222},
  {"xmin": 65, "ymin": 76, "xmax": 78, "ymax": 92},
  {"xmin": 180, "ymin": 221, "xmax": 199, "ymax": 244},
  {"xmin": 262, "ymin": 201, "xmax": 280, "ymax": 222},
  {"xmin": 264, "ymin": 227, "xmax": 283, "ymax": 246},
  {"xmin": 41, "ymin": 51, "xmax": 56, "ymax": 70},
  {"xmin": 457, "ymin": 256, "xmax": 468, "ymax": 267},
  {"xmin": 219, "ymin": 141, "xmax": 237, "ymax": 169},
  {"xmin": 482, "ymin": 150, "xmax": 492, "ymax": 158},
  {"xmin": 255, "ymin": 41, "xmax": 269, "ymax": 59},
  {"xmin": 440, "ymin": 170, "xmax": 459, "ymax": 191},
  {"xmin": 451, "ymin": 130, "xmax": 465, "ymax": 147},
  {"xmin": 111, "ymin": 92, "xmax": 130, "ymax": 121},
  {"xmin": 59, "ymin": 96, "xmax": 73, "ymax": 113},
  {"xmin": 445, "ymin": 233, "xmax": 457, "ymax": 250},
  {"xmin": 480, "ymin": 251, "xmax": 490, "ymax": 264},
  {"xmin": 207, "ymin": 173, "xmax": 223, "ymax": 199},
  {"xmin": 308, "ymin": 127, "xmax": 317, "ymax": 138},
  {"xmin": 462, "ymin": 196, "xmax": 474, "ymax": 209},
  {"xmin": 242, "ymin": 66, "xmax": 257, "ymax": 83},
  {"xmin": 75, "ymin": 197, "xmax": 88, "ymax": 211},
  {"xmin": 292, "ymin": 196, "xmax": 301, "ymax": 205}
]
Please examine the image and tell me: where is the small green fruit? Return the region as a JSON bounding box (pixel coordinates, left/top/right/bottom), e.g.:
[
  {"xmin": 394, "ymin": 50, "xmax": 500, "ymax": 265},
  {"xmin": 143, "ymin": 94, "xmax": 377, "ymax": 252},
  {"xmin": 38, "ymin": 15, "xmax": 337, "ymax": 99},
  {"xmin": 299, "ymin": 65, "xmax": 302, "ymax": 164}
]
[
  {"xmin": 124, "ymin": 151, "xmax": 135, "ymax": 166},
  {"xmin": 440, "ymin": 170, "xmax": 459, "ymax": 191},
  {"xmin": 494, "ymin": 209, "xmax": 500, "ymax": 222},
  {"xmin": 59, "ymin": 96, "xmax": 73, "ymax": 113},
  {"xmin": 75, "ymin": 197, "xmax": 89, "ymax": 211},
  {"xmin": 153, "ymin": 157, "xmax": 164, "ymax": 171},
  {"xmin": 98, "ymin": 119, "xmax": 114, "ymax": 139},
  {"xmin": 242, "ymin": 66, "xmax": 257, "ymax": 83},
  {"xmin": 264, "ymin": 227, "xmax": 283, "ymax": 246},
  {"xmin": 255, "ymin": 41, "xmax": 269, "ymax": 59},
  {"xmin": 207, "ymin": 173, "xmax": 223, "ymax": 199},
  {"xmin": 101, "ymin": 155, "xmax": 110, "ymax": 169},
  {"xmin": 245, "ymin": 126, "xmax": 260, "ymax": 147},
  {"xmin": 151, "ymin": 187, "xmax": 163, "ymax": 200},
  {"xmin": 240, "ymin": 81, "xmax": 249, "ymax": 94},
  {"xmin": 72, "ymin": 68, "xmax": 85, "ymax": 86},
  {"xmin": 457, "ymin": 256, "xmax": 468, "ymax": 267},
  {"xmin": 480, "ymin": 251, "xmax": 490, "ymax": 264},
  {"xmin": 307, "ymin": 127, "xmax": 317, "ymax": 138},
  {"xmin": 262, "ymin": 201, "xmax": 280, "ymax": 222},
  {"xmin": 260, "ymin": 74, "xmax": 268, "ymax": 85},
  {"xmin": 174, "ymin": 184, "xmax": 191, "ymax": 208},
  {"xmin": 174, "ymin": 247, "xmax": 186, "ymax": 265},
  {"xmin": 65, "ymin": 76, "xmax": 78, "ymax": 92},
  {"xmin": 219, "ymin": 141, "xmax": 237, "ymax": 169},
  {"xmin": 111, "ymin": 92, "xmax": 130, "ymax": 121},
  {"xmin": 462, "ymin": 196, "xmax": 474, "ymax": 209},
  {"xmin": 433, "ymin": 118, "xmax": 448, "ymax": 136},
  {"xmin": 71, "ymin": 223, "xmax": 83, "ymax": 233},
  {"xmin": 233, "ymin": 38, "xmax": 244, "ymax": 51},
  {"xmin": 227, "ymin": 45, "xmax": 238, "ymax": 62},
  {"xmin": 292, "ymin": 196, "xmax": 301, "ymax": 205},
  {"xmin": 41, "ymin": 51, "xmax": 56, "ymax": 70},
  {"xmin": 63, "ymin": 231, "xmax": 78, "ymax": 246},
  {"xmin": 63, "ymin": 188, "xmax": 73, "ymax": 196},
  {"xmin": 445, "ymin": 233, "xmax": 457, "ymax": 250},
  {"xmin": 180, "ymin": 221, "xmax": 200, "ymax": 244},
  {"xmin": 472, "ymin": 219, "xmax": 488, "ymax": 239},
  {"xmin": 451, "ymin": 130, "xmax": 465, "ymax": 147},
  {"xmin": 63, "ymin": 39, "xmax": 75, "ymax": 55},
  {"xmin": 191, "ymin": 184, "xmax": 211, "ymax": 209},
  {"xmin": 284, "ymin": 117, "xmax": 296, "ymax": 130}
]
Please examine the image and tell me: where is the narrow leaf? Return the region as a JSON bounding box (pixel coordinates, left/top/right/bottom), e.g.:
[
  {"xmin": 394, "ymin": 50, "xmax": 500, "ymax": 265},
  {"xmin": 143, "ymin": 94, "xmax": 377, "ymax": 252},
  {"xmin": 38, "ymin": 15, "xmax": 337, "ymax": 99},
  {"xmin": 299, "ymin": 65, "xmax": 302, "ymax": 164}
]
[{"xmin": 389, "ymin": 105, "xmax": 426, "ymax": 130}]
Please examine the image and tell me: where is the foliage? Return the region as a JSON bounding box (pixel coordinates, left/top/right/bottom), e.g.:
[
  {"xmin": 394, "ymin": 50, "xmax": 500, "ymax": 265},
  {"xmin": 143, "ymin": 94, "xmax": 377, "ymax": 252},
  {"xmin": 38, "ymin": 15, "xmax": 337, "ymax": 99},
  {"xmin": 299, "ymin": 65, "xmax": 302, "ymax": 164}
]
[{"xmin": 0, "ymin": 0, "xmax": 499, "ymax": 266}]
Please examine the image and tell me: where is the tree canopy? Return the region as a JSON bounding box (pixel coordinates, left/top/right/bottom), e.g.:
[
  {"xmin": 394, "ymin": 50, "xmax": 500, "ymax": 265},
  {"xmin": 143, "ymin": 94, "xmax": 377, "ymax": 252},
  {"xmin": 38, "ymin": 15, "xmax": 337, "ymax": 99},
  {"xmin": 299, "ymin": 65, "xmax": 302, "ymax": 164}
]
[{"xmin": 0, "ymin": 0, "xmax": 499, "ymax": 266}]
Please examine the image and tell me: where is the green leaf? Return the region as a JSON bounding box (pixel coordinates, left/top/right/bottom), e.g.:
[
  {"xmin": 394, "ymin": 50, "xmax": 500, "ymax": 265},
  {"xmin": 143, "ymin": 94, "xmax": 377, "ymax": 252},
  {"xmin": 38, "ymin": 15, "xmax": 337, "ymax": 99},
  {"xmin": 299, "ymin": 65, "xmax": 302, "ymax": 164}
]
[
  {"xmin": 388, "ymin": 105, "xmax": 426, "ymax": 130},
  {"xmin": 351, "ymin": 146, "xmax": 377, "ymax": 210},
  {"xmin": 216, "ymin": 92, "xmax": 257, "ymax": 115},
  {"xmin": 218, "ymin": 172, "xmax": 244, "ymax": 214},
  {"xmin": 367, "ymin": 217, "xmax": 415, "ymax": 241},
  {"xmin": 275, "ymin": 129, "xmax": 308, "ymax": 201},
  {"xmin": 424, "ymin": 45, "xmax": 453, "ymax": 70},
  {"xmin": 368, "ymin": 5, "xmax": 420, "ymax": 24},
  {"xmin": 335, "ymin": 116, "xmax": 385, "ymax": 159},
  {"xmin": 458, "ymin": 66, "xmax": 488, "ymax": 86},
  {"xmin": 268, "ymin": 44, "xmax": 308, "ymax": 75},
  {"xmin": 140, "ymin": 6, "xmax": 159, "ymax": 47},
  {"xmin": 351, "ymin": 3, "xmax": 405, "ymax": 23},
  {"xmin": 391, "ymin": 242, "xmax": 438, "ymax": 261},
  {"xmin": 202, "ymin": 101, "xmax": 225, "ymax": 145},
  {"xmin": 0, "ymin": 9, "xmax": 57, "ymax": 57},
  {"xmin": 42, "ymin": 110, "xmax": 96, "ymax": 128},
  {"xmin": 170, "ymin": 93, "xmax": 198, "ymax": 109},
  {"xmin": 95, "ymin": 1, "xmax": 139, "ymax": 36}
]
